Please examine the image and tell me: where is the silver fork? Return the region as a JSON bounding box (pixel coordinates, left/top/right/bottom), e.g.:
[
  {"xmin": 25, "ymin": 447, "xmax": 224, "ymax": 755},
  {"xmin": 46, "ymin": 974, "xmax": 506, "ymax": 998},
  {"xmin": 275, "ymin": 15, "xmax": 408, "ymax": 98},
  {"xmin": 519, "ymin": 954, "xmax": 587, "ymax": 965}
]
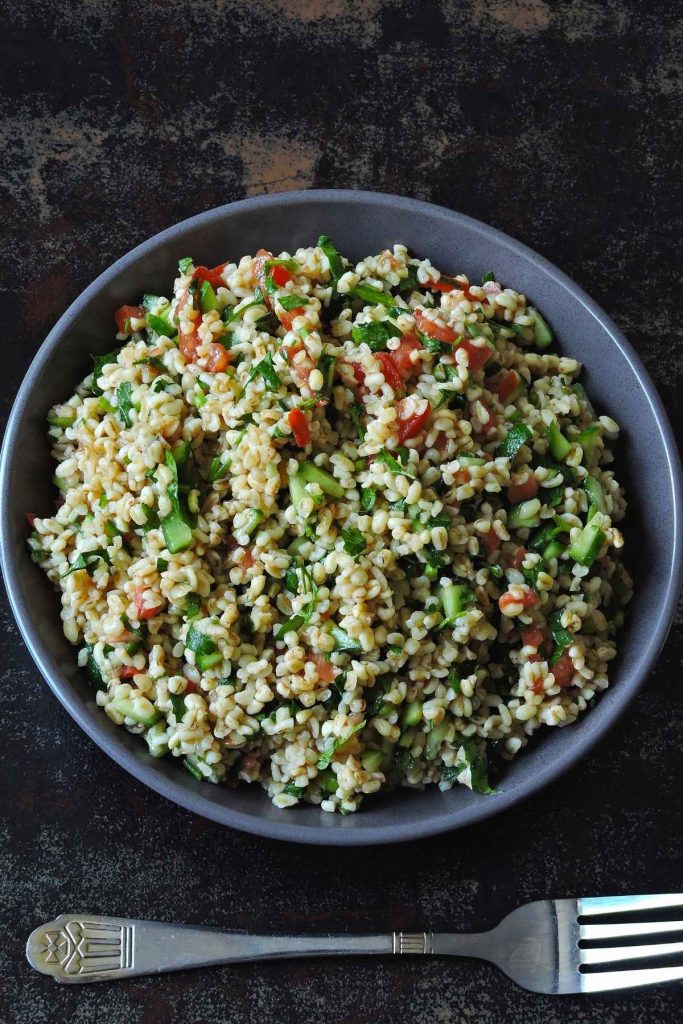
[{"xmin": 26, "ymin": 893, "xmax": 683, "ymax": 993}]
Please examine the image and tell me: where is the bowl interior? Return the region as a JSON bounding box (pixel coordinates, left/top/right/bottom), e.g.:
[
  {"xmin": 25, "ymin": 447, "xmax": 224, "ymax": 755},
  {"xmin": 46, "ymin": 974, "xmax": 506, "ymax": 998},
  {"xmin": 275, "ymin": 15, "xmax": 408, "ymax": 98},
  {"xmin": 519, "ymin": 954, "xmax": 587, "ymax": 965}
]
[{"xmin": 2, "ymin": 190, "xmax": 681, "ymax": 844}]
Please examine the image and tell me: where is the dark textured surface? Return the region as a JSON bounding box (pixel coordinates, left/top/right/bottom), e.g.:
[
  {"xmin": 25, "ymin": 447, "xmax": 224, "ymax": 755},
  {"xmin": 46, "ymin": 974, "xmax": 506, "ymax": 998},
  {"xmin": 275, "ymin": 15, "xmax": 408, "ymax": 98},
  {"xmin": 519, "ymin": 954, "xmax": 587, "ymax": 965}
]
[{"xmin": 0, "ymin": 1, "xmax": 681, "ymax": 1021}]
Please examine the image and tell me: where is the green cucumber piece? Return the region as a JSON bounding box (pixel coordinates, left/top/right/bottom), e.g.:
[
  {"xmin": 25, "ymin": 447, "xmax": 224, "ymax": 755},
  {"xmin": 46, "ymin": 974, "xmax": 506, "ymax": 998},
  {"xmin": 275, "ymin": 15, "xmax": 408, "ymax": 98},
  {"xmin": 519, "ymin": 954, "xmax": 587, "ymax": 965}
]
[{"xmin": 110, "ymin": 696, "xmax": 162, "ymax": 727}]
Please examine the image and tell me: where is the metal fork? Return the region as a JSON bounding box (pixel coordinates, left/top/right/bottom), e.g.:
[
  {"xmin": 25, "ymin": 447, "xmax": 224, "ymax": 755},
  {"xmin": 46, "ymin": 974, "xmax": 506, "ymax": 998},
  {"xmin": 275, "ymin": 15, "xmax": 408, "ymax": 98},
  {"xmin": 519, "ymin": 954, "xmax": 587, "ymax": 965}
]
[{"xmin": 26, "ymin": 893, "xmax": 683, "ymax": 993}]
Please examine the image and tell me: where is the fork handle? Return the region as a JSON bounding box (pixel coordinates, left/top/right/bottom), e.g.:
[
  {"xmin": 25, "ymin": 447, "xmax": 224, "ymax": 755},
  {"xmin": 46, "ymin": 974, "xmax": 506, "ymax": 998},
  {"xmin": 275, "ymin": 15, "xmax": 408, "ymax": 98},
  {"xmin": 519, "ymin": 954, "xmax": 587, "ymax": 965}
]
[{"xmin": 24, "ymin": 915, "xmax": 406, "ymax": 983}]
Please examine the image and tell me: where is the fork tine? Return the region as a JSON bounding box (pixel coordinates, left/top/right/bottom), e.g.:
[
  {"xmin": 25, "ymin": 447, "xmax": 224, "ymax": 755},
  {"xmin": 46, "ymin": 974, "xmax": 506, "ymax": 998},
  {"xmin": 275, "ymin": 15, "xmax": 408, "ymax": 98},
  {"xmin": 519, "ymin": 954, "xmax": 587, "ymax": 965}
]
[
  {"xmin": 581, "ymin": 965, "xmax": 683, "ymax": 993},
  {"xmin": 581, "ymin": 940, "xmax": 683, "ymax": 965},
  {"xmin": 581, "ymin": 920, "xmax": 683, "ymax": 941},
  {"xmin": 579, "ymin": 893, "xmax": 683, "ymax": 916}
]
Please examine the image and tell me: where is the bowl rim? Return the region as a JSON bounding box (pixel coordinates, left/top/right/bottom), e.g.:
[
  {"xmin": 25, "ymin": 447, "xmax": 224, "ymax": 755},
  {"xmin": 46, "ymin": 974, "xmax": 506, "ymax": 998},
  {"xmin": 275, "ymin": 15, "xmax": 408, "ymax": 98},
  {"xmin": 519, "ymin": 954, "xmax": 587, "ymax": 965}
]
[{"xmin": 2, "ymin": 188, "xmax": 681, "ymax": 846}]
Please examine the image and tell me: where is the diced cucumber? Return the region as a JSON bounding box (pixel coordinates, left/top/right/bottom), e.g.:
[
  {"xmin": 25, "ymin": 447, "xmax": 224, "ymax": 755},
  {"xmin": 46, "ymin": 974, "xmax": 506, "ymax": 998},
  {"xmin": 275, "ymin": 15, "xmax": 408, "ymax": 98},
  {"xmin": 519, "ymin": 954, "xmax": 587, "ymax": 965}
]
[
  {"xmin": 317, "ymin": 768, "xmax": 338, "ymax": 793},
  {"xmin": 288, "ymin": 471, "xmax": 308, "ymax": 510},
  {"xmin": 568, "ymin": 520, "xmax": 606, "ymax": 567},
  {"xmin": 529, "ymin": 307, "xmax": 553, "ymax": 348},
  {"xmin": 172, "ymin": 440, "xmax": 190, "ymax": 465},
  {"xmin": 424, "ymin": 721, "xmax": 448, "ymax": 761},
  {"xmin": 47, "ymin": 410, "xmax": 76, "ymax": 428},
  {"xmin": 199, "ymin": 280, "xmax": 221, "ymax": 313},
  {"xmin": 458, "ymin": 455, "xmax": 486, "ymax": 466},
  {"xmin": 297, "ymin": 462, "xmax": 344, "ymax": 499},
  {"xmin": 147, "ymin": 312, "xmax": 177, "ymax": 338},
  {"xmin": 145, "ymin": 722, "xmax": 169, "ymax": 758},
  {"xmin": 507, "ymin": 499, "xmax": 541, "ymax": 529},
  {"xmin": 401, "ymin": 701, "xmax": 423, "ymax": 728},
  {"xmin": 547, "ymin": 419, "xmax": 571, "ymax": 460},
  {"xmin": 110, "ymin": 696, "xmax": 162, "ymax": 727},
  {"xmin": 578, "ymin": 424, "xmax": 602, "ymax": 462},
  {"xmin": 161, "ymin": 511, "xmax": 193, "ymax": 553},
  {"xmin": 196, "ymin": 651, "xmax": 223, "ymax": 672},
  {"xmin": 183, "ymin": 754, "xmax": 204, "ymax": 781},
  {"xmin": 440, "ymin": 584, "xmax": 476, "ymax": 620},
  {"xmin": 361, "ymin": 749, "xmax": 386, "ymax": 772},
  {"xmin": 243, "ymin": 508, "xmax": 264, "ymax": 537},
  {"xmin": 542, "ymin": 539, "xmax": 565, "ymax": 560},
  {"xmin": 584, "ymin": 476, "xmax": 605, "ymax": 523}
]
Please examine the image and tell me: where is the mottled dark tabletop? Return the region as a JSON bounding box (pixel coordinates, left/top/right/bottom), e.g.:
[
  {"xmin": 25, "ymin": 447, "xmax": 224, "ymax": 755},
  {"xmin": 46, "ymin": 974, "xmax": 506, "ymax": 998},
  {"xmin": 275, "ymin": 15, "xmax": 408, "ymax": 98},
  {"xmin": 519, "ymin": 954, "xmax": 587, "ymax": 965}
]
[{"xmin": 1, "ymin": 1, "xmax": 682, "ymax": 1022}]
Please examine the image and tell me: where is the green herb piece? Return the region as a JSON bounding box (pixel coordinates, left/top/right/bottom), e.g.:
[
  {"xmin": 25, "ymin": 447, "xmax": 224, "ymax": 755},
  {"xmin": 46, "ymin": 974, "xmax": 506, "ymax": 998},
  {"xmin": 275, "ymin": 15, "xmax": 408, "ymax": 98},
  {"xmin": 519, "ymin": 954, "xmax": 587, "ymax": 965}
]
[
  {"xmin": 316, "ymin": 720, "xmax": 365, "ymax": 769},
  {"xmin": 283, "ymin": 782, "xmax": 303, "ymax": 797},
  {"xmin": 360, "ymin": 487, "xmax": 377, "ymax": 512},
  {"xmin": 448, "ymin": 668, "xmax": 462, "ymax": 694},
  {"xmin": 83, "ymin": 644, "xmax": 107, "ymax": 690},
  {"xmin": 278, "ymin": 294, "xmax": 309, "ymax": 312},
  {"xmin": 169, "ymin": 694, "xmax": 186, "ymax": 721},
  {"xmin": 340, "ymin": 526, "xmax": 366, "ymax": 557},
  {"xmin": 185, "ymin": 593, "xmax": 201, "ymax": 619},
  {"xmin": 351, "ymin": 320, "xmax": 401, "ymax": 351},
  {"xmin": 416, "ymin": 328, "xmax": 449, "ymax": 355},
  {"xmin": 375, "ymin": 449, "xmax": 415, "ymax": 479},
  {"xmin": 115, "ymin": 382, "xmax": 135, "ymax": 428},
  {"xmin": 90, "ymin": 349, "xmax": 121, "ymax": 396},
  {"xmin": 497, "ymin": 423, "xmax": 533, "ymax": 460},
  {"xmin": 443, "ymin": 738, "xmax": 495, "ymax": 794},
  {"xmin": 60, "ymin": 548, "xmax": 112, "ymax": 579},
  {"xmin": 208, "ymin": 455, "xmax": 231, "ymax": 483},
  {"xmin": 482, "ymin": 271, "xmax": 495, "ymax": 283},
  {"xmin": 178, "ymin": 257, "xmax": 193, "ymax": 275},
  {"xmin": 317, "ymin": 235, "xmax": 344, "ymax": 282},
  {"xmin": 396, "ymin": 264, "xmax": 420, "ymax": 293},
  {"xmin": 156, "ymin": 558, "xmax": 168, "ymax": 572},
  {"xmin": 248, "ymin": 352, "xmax": 281, "ymax": 392},
  {"xmin": 328, "ymin": 623, "xmax": 362, "ymax": 653},
  {"xmin": 350, "ymin": 404, "xmax": 365, "ymax": 441},
  {"xmin": 394, "ymin": 748, "xmax": 414, "ymax": 773}
]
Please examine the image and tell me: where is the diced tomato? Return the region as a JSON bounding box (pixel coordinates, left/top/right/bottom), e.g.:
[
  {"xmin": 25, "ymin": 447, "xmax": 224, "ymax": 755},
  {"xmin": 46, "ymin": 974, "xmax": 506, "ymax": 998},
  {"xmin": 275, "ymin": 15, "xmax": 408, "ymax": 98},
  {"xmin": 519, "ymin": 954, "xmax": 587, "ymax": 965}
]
[
  {"xmin": 479, "ymin": 529, "xmax": 501, "ymax": 555},
  {"xmin": 531, "ymin": 674, "xmax": 545, "ymax": 694},
  {"xmin": 277, "ymin": 306, "xmax": 305, "ymax": 331},
  {"xmin": 434, "ymin": 431, "xmax": 449, "ymax": 453},
  {"xmin": 350, "ymin": 362, "xmax": 367, "ymax": 395},
  {"xmin": 241, "ymin": 548, "xmax": 256, "ymax": 568},
  {"xmin": 499, "ymin": 588, "xmax": 539, "ymax": 614},
  {"xmin": 377, "ymin": 352, "xmax": 404, "ymax": 393},
  {"xmin": 522, "ymin": 626, "xmax": 545, "ymax": 649},
  {"xmin": 512, "ymin": 547, "xmax": 527, "ymax": 570},
  {"xmin": 179, "ymin": 323, "xmax": 201, "ymax": 363},
  {"xmin": 194, "ymin": 263, "xmax": 229, "ymax": 290},
  {"xmin": 176, "ymin": 287, "xmax": 201, "ymax": 362},
  {"xmin": 390, "ymin": 332, "xmax": 422, "ymax": 380},
  {"xmin": 414, "ymin": 308, "xmax": 457, "ymax": 344},
  {"xmin": 25, "ymin": 512, "xmax": 37, "ymax": 526},
  {"xmin": 552, "ymin": 650, "xmax": 575, "ymax": 687},
  {"xmin": 309, "ymin": 652, "xmax": 337, "ymax": 684},
  {"xmin": 119, "ymin": 665, "xmax": 140, "ymax": 679},
  {"xmin": 205, "ymin": 343, "xmax": 230, "ymax": 374},
  {"xmin": 185, "ymin": 679, "xmax": 197, "ymax": 695},
  {"xmin": 397, "ymin": 398, "xmax": 431, "ymax": 444},
  {"xmin": 114, "ymin": 304, "xmax": 145, "ymax": 333},
  {"xmin": 288, "ymin": 408, "xmax": 311, "ymax": 446},
  {"xmin": 507, "ymin": 474, "xmax": 539, "ymax": 504},
  {"xmin": 285, "ymin": 342, "xmax": 304, "ymax": 362},
  {"xmin": 460, "ymin": 337, "xmax": 493, "ymax": 374},
  {"xmin": 488, "ymin": 369, "xmax": 521, "ymax": 403},
  {"xmin": 270, "ymin": 264, "xmax": 293, "ymax": 287},
  {"xmin": 134, "ymin": 584, "xmax": 163, "ymax": 621},
  {"xmin": 430, "ymin": 280, "xmax": 455, "ymax": 293}
]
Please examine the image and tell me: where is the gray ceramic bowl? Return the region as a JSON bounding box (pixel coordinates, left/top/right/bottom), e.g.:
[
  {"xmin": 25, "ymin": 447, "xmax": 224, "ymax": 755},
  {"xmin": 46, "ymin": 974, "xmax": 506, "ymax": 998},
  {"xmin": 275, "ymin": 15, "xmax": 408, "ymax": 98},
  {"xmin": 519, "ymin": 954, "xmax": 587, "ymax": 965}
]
[{"xmin": 1, "ymin": 190, "xmax": 681, "ymax": 845}]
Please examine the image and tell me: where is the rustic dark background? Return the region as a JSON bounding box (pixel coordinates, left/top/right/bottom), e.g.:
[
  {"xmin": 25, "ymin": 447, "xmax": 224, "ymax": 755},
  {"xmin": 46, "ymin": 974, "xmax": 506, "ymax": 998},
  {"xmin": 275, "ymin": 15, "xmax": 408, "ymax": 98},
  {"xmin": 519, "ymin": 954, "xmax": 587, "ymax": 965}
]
[{"xmin": 1, "ymin": 1, "xmax": 681, "ymax": 1022}]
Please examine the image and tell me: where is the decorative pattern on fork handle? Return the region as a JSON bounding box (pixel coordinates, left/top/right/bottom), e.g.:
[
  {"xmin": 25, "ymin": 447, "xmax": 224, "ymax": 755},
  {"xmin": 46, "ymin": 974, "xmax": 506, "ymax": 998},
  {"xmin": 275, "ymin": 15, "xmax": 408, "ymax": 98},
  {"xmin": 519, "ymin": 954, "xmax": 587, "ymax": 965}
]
[{"xmin": 392, "ymin": 933, "xmax": 432, "ymax": 955}]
